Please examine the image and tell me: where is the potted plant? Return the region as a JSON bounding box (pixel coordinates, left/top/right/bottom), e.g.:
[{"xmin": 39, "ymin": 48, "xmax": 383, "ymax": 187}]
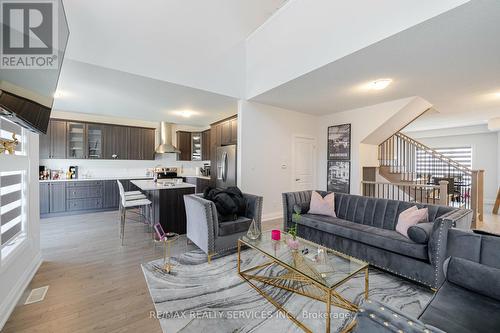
[{"xmin": 287, "ymin": 205, "xmax": 301, "ymax": 250}]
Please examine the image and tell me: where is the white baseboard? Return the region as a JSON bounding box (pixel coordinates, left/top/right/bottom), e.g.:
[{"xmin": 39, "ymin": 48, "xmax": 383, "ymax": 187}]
[
  {"xmin": 0, "ymin": 252, "xmax": 42, "ymax": 330},
  {"xmin": 262, "ymin": 211, "xmax": 283, "ymax": 222}
]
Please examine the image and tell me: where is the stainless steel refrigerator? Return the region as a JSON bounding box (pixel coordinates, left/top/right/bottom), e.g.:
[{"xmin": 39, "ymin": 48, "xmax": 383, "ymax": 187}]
[{"xmin": 216, "ymin": 144, "xmax": 237, "ymax": 188}]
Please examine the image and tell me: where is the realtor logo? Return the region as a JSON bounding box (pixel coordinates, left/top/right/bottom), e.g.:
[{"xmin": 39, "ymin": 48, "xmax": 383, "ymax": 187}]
[{"xmin": 1, "ymin": 0, "xmax": 58, "ymax": 69}]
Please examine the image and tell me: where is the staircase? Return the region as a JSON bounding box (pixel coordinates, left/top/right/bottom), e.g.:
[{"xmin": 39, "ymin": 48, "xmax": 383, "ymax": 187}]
[{"xmin": 362, "ymin": 131, "xmax": 484, "ymax": 223}]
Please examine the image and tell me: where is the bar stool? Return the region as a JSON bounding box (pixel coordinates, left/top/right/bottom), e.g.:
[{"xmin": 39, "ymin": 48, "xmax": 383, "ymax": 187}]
[{"xmin": 117, "ymin": 181, "xmax": 152, "ymax": 245}]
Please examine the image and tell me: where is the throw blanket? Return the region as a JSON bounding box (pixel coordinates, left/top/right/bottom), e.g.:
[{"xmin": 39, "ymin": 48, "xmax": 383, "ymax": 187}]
[{"xmin": 203, "ymin": 187, "xmax": 247, "ymax": 222}]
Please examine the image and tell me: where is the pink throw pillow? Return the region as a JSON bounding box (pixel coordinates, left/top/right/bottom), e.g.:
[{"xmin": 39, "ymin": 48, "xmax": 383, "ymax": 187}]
[
  {"xmin": 308, "ymin": 191, "xmax": 336, "ymax": 217},
  {"xmin": 396, "ymin": 206, "xmax": 428, "ymax": 238}
]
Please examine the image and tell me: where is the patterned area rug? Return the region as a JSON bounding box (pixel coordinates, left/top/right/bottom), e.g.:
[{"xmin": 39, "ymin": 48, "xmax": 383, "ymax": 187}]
[{"xmin": 142, "ymin": 250, "xmax": 432, "ymax": 332}]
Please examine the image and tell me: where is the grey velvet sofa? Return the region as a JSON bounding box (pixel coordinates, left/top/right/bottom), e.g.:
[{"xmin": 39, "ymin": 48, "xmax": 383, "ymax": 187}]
[
  {"xmin": 353, "ymin": 229, "xmax": 500, "ymax": 333},
  {"xmin": 184, "ymin": 193, "xmax": 263, "ymax": 260},
  {"xmin": 282, "ymin": 191, "xmax": 472, "ymax": 288}
]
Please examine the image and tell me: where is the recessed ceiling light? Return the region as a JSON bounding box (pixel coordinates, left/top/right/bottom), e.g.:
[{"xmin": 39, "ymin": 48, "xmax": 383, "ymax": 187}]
[
  {"xmin": 370, "ymin": 79, "xmax": 393, "ymax": 90},
  {"xmin": 173, "ymin": 110, "xmax": 197, "ymax": 118}
]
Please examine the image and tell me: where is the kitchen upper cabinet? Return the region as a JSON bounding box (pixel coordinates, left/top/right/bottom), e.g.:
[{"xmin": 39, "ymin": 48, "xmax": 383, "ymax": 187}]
[
  {"xmin": 143, "ymin": 128, "xmax": 155, "ymax": 160},
  {"xmin": 230, "ymin": 118, "xmax": 238, "ymax": 144},
  {"xmin": 41, "ymin": 119, "xmax": 155, "ymax": 160},
  {"xmin": 127, "ymin": 127, "xmax": 143, "ymax": 160},
  {"xmin": 103, "ymin": 125, "xmax": 128, "ymax": 160},
  {"xmin": 201, "ymin": 129, "xmax": 211, "ymax": 161},
  {"xmin": 67, "ymin": 122, "xmax": 86, "ymax": 159},
  {"xmin": 177, "ymin": 131, "xmax": 192, "ymax": 161},
  {"xmin": 87, "ymin": 124, "xmax": 104, "ymax": 159},
  {"xmin": 40, "ymin": 119, "xmax": 67, "ymax": 159},
  {"xmin": 221, "ymin": 121, "xmax": 231, "ymax": 145}
]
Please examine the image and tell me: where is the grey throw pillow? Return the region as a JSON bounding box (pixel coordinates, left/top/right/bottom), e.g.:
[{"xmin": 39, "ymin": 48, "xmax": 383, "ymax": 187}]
[{"xmin": 408, "ymin": 222, "xmax": 434, "ymax": 244}]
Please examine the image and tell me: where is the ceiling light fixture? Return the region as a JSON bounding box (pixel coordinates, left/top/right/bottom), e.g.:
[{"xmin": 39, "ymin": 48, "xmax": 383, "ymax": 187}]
[
  {"xmin": 370, "ymin": 79, "xmax": 393, "ymax": 90},
  {"xmin": 53, "ymin": 90, "xmax": 66, "ymax": 98},
  {"xmin": 173, "ymin": 110, "xmax": 196, "ymax": 118}
]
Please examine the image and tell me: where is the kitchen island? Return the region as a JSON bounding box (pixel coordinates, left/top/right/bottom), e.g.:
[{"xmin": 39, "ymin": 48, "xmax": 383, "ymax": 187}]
[{"xmin": 131, "ymin": 180, "xmax": 196, "ymax": 234}]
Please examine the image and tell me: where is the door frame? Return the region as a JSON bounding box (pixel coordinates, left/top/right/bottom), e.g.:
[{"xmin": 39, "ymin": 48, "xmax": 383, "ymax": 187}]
[{"xmin": 291, "ymin": 135, "xmax": 317, "ymax": 191}]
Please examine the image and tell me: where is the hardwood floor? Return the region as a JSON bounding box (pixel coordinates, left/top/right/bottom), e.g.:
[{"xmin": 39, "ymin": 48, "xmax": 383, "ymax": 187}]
[
  {"xmin": 1, "ymin": 211, "xmax": 283, "ymax": 333},
  {"xmin": 2, "ymin": 211, "xmax": 164, "ymax": 333}
]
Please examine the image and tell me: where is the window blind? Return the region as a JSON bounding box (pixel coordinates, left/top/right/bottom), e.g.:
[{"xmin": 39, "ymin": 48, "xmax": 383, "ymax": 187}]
[
  {"xmin": 416, "ymin": 146, "xmax": 472, "ymax": 178},
  {"xmin": 0, "ymin": 171, "xmax": 24, "ymax": 247}
]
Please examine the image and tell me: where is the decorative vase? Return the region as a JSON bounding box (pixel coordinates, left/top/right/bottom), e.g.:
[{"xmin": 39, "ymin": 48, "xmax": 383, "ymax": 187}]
[
  {"xmin": 287, "ymin": 238, "xmax": 300, "ymax": 250},
  {"xmin": 246, "ymin": 219, "xmax": 261, "ymax": 240}
]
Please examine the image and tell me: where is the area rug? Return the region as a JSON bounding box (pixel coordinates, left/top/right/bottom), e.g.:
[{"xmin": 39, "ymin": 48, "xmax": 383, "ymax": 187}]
[{"xmin": 142, "ymin": 250, "xmax": 432, "ymax": 332}]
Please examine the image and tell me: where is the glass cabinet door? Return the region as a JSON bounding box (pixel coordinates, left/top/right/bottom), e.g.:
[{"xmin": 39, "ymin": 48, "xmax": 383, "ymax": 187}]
[
  {"xmin": 67, "ymin": 122, "xmax": 85, "ymax": 159},
  {"xmin": 87, "ymin": 124, "xmax": 103, "ymax": 159},
  {"xmin": 192, "ymin": 132, "xmax": 202, "ymax": 161}
]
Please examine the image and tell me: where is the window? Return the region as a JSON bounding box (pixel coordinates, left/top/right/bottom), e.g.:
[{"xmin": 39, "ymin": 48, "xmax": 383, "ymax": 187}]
[
  {"xmin": 0, "ymin": 116, "xmax": 27, "ymax": 261},
  {"xmin": 0, "ymin": 171, "xmax": 25, "ymax": 248},
  {"xmin": 416, "ymin": 146, "xmax": 472, "ymax": 178}
]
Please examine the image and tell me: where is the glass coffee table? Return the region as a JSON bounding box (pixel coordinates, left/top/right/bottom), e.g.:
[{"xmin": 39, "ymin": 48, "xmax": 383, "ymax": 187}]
[{"xmin": 238, "ymin": 231, "xmax": 368, "ymax": 333}]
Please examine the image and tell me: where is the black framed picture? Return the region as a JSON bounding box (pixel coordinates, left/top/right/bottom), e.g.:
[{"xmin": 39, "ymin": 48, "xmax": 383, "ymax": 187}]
[
  {"xmin": 327, "ymin": 160, "xmax": 350, "ymax": 194},
  {"xmin": 327, "ymin": 124, "xmax": 351, "ymax": 160}
]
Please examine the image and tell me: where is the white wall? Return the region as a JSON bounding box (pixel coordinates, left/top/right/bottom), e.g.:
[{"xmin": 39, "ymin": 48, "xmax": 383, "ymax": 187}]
[
  {"xmin": 245, "ymin": 0, "xmax": 469, "ymax": 98},
  {"xmin": 406, "ymin": 126, "xmax": 499, "ymax": 203},
  {"xmin": 0, "ymin": 132, "xmax": 42, "ymax": 329},
  {"xmin": 316, "ymin": 97, "xmax": 425, "ymax": 194},
  {"xmin": 238, "ymin": 101, "xmax": 318, "ymax": 219}
]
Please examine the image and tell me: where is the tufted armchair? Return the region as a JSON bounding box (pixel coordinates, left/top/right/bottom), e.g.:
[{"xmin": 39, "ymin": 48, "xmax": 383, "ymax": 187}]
[{"xmin": 184, "ymin": 193, "xmax": 263, "ymax": 262}]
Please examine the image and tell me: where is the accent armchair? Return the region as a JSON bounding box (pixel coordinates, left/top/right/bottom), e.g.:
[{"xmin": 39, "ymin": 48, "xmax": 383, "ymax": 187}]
[{"xmin": 184, "ymin": 193, "xmax": 263, "ymax": 262}]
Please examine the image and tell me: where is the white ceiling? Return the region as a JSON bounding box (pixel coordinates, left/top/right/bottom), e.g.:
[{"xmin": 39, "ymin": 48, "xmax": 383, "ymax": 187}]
[
  {"xmin": 62, "ymin": 0, "xmax": 287, "ymax": 98},
  {"xmin": 250, "ymin": 1, "xmax": 500, "ymax": 128},
  {"xmin": 54, "ymin": 59, "xmax": 237, "ymax": 126}
]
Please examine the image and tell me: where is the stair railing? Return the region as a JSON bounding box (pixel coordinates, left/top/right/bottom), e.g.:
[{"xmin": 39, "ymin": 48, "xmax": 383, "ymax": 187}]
[{"xmin": 377, "ymin": 132, "xmax": 483, "ymax": 224}]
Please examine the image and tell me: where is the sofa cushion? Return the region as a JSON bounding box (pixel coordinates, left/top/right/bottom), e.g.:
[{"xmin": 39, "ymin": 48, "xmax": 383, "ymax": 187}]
[
  {"xmin": 218, "ymin": 216, "xmax": 252, "ymax": 237},
  {"xmin": 299, "ymin": 214, "xmax": 428, "ymax": 260},
  {"xmin": 419, "ymin": 281, "xmax": 500, "ymax": 333},
  {"xmin": 408, "ymin": 222, "xmax": 434, "ymax": 244},
  {"xmin": 308, "ymin": 191, "xmax": 336, "ymax": 217},
  {"xmin": 396, "ymin": 206, "xmax": 428, "ymax": 237},
  {"xmin": 446, "ymin": 257, "xmax": 500, "ymax": 302}
]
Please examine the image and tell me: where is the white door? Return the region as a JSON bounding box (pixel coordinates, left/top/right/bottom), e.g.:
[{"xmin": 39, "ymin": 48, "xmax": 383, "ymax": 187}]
[{"xmin": 293, "ymin": 136, "xmax": 316, "ymax": 191}]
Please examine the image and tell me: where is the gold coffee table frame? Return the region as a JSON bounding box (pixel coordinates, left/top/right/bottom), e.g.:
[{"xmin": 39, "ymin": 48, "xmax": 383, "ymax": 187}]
[{"xmin": 238, "ymin": 234, "xmax": 368, "ymax": 333}]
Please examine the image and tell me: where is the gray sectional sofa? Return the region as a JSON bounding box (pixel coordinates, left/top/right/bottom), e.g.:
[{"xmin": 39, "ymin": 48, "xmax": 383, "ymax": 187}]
[
  {"xmin": 282, "ymin": 191, "xmax": 472, "ymax": 288},
  {"xmin": 353, "ymin": 229, "xmax": 500, "ymax": 333}
]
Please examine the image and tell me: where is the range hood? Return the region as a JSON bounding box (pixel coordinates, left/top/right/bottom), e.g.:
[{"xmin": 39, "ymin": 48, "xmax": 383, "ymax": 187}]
[{"xmin": 155, "ymin": 122, "xmax": 181, "ymax": 154}]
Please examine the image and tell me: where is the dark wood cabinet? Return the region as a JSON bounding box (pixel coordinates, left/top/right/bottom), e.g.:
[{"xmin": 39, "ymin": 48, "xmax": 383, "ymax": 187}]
[
  {"xmin": 103, "ymin": 125, "xmax": 129, "ymax": 159},
  {"xmin": 221, "ymin": 121, "xmax": 231, "ymax": 145},
  {"xmin": 143, "ymin": 128, "xmax": 156, "ymax": 160},
  {"xmin": 201, "ymin": 129, "xmax": 211, "ymax": 161},
  {"xmin": 40, "ymin": 120, "xmax": 67, "ymax": 159},
  {"xmin": 230, "ymin": 118, "xmax": 238, "ymax": 144},
  {"xmin": 49, "ymin": 183, "xmax": 66, "ymax": 213},
  {"xmin": 127, "ymin": 127, "xmax": 143, "ymax": 160},
  {"xmin": 177, "ymin": 131, "xmax": 192, "ymax": 161},
  {"xmin": 41, "ymin": 119, "xmax": 155, "ymax": 161},
  {"xmin": 39, "ymin": 183, "xmax": 50, "ymax": 214}
]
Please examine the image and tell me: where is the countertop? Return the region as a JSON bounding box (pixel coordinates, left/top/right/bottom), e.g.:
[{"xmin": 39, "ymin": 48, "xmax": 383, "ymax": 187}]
[
  {"xmin": 39, "ymin": 175, "xmax": 210, "ymax": 183},
  {"xmin": 39, "ymin": 176, "xmax": 153, "ymax": 183},
  {"xmin": 131, "ymin": 179, "xmax": 196, "ymax": 191}
]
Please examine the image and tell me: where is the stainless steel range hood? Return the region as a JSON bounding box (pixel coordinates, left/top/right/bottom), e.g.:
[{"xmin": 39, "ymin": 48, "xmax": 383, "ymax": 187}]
[{"xmin": 155, "ymin": 122, "xmax": 181, "ymax": 154}]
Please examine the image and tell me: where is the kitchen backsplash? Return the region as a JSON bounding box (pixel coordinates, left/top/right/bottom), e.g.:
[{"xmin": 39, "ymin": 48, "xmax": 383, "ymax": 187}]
[{"xmin": 40, "ymin": 153, "xmax": 209, "ymax": 179}]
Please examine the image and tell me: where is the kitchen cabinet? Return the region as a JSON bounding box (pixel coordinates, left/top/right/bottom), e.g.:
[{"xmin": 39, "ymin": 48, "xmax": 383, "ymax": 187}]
[
  {"xmin": 185, "ymin": 177, "xmax": 210, "ymax": 194},
  {"xmin": 103, "ymin": 180, "xmax": 120, "ymax": 208},
  {"xmin": 177, "ymin": 131, "xmax": 192, "ymax": 161},
  {"xmin": 40, "ymin": 120, "xmax": 67, "ymax": 159},
  {"xmin": 127, "ymin": 127, "xmax": 143, "ymax": 160},
  {"xmin": 39, "ymin": 183, "xmax": 50, "ymax": 214},
  {"xmin": 103, "ymin": 125, "xmax": 128, "ymax": 159},
  {"xmin": 49, "ymin": 183, "xmax": 66, "ymax": 213},
  {"xmin": 191, "ymin": 132, "xmax": 202, "ymax": 161},
  {"xmin": 87, "ymin": 123, "xmax": 104, "ymax": 159},
  {"xmin": 143, "ymin": 128, "xmax": 155, "ymax": 160},
  {"xmin": 201, "ymin": 129, "xmax": 211, "ymax": 161},
  {"xmin": 67, "ymin": 122, "xmax": 86, "ymax": 159},
  {"xmin": 41, "ymin": 119, "xmax": 155, "ymax": 160},
  {"xmin": 230, "ymin": 118, "xmax": 238, "ymax": 144},
  {"xmin": 221, "ymin": 121, "xmax": 231, "ymax": 145}
]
